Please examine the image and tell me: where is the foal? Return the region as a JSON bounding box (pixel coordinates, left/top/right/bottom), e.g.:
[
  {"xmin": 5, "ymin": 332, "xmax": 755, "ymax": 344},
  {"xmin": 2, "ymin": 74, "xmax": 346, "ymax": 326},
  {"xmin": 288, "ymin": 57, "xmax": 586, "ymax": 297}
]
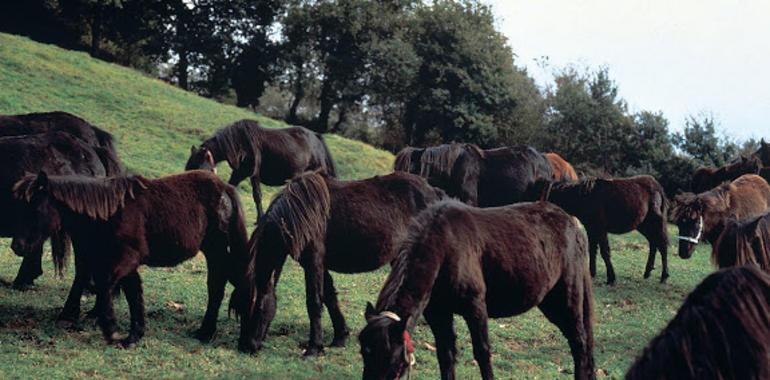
[
  {"xmin": 13, "ymin": 171, "xmax": 252, "ymax": 348},
  {"xmin": 359, "ymin": 200, "xmax": 595, "ymax": 380},
  {"xmin": 547, "ymin": 176, "xmax": 670, "ymax": 284}
]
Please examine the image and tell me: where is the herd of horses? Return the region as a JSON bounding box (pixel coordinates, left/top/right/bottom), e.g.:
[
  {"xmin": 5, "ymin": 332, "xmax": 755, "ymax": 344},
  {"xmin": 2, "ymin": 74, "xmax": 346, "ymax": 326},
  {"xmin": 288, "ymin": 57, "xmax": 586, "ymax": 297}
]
[{"xmin": 2, "ymin": 111, "xmax": 770, "ymax": 379}]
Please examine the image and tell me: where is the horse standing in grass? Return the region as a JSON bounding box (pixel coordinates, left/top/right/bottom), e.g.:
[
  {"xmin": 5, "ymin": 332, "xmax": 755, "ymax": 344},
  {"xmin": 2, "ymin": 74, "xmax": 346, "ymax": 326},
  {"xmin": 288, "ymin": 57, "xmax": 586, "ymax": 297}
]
[
  {"xmin": 690, "ymin": 155, "xmax": 761, "ymax": 194},
  {"xmin": 712, "ymin": 211, "xmax": 770, "ymax": 272},
  {"xmin": 185, "ymin": 120, "xmax": 337, "ymax": 218},
  {"xmin": 359, "ymin": 199, "xmax": 595, "ymax": 380},
  {"xmin": 626, "ymin": 266, "xmax": 770, "ymax": 380},
  {"xmin": 13, "ymin": 171, "xmax": 252, "ymax": 348},
  {"xmin": 396, "ymin": 143, "xmax": 553, "ymax": 207},
  {"xmin": 673, "ymin": 174, "xmax": 770, "ymax": 259},
  {"xmin": 0, "ymin": 132, "xmax": 110, "ymax": 289},
  {"xmin": 239, "ymin": 171, "xmax": 444, "ymax": 356},
  {"xmin": 546, "ymin": 152, "xmax": 579, "ymax": 181},
  {"xmin": 545, "ymin": 176, "xmax": 670, "ymax": 284}
]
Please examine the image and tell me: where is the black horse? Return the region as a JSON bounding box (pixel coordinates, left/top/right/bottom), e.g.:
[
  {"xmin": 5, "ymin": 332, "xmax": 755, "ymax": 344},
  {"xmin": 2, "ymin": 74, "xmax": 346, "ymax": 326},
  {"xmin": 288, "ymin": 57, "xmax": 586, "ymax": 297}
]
[
  {"xmin": 712, "ymin": 211, "xmax": 770, "ymax": 272},
  {"xmin": 185, "ymin": 120, "xmax": 337, "ymax": 217},
  {"xmin": 0, "ymin": 132, "xmax": 109, "ymax": 288},
  {"xmin": 13, "ymin": 171, "xmax": 253, "ymax": 348},
  {"xmin": 0, "ymin": 111, "xmax": 116, "ymax": 151},
  {"xmin": 394, "ymin": 144, "xmax": 553, "ymax": 207},
  {"xmin": 239, "ymin": 171, "xmax": 444, "ymax": 356},
  {"xmin": 359, "ymin": 199, "xmax": 595, "ymax": 380},
  {"xmin": 626, "ymin": 266, "xmax": 770, "ymax": 379}
]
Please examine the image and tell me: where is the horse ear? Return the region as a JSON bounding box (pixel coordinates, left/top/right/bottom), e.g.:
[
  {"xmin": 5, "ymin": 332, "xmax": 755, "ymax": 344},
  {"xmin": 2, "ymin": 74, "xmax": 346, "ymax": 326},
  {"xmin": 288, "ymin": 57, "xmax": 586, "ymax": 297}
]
[
  {"xmin": 191, "ymin": 145, "xmax": 197, "ymax": 154},
  {"xmin": 365, "ymin": 302, "xmax": 376, "ymax": 320}
]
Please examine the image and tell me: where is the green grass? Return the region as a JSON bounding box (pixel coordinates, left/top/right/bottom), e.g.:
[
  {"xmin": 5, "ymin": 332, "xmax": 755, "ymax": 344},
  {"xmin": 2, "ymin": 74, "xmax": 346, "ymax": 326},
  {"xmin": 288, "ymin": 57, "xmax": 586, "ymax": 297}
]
[{"xmin": 0, "ymin": 33, "xmax": 718, "ymax": 379}]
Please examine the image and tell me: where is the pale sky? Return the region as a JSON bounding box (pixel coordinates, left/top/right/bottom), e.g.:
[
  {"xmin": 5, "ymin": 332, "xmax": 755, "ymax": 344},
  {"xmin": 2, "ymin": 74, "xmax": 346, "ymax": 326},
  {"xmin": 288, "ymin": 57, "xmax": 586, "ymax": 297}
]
[{"xmin": 486, "ymin": 0, "xmax": 769, "ymax": 141}]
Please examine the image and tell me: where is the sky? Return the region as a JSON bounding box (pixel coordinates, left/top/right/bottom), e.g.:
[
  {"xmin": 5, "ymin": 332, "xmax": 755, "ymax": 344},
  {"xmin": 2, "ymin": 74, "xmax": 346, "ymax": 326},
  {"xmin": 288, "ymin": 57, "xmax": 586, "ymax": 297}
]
[{"xmin": 486, "ymin": 0, "xmax": 769, "ymax": 141}]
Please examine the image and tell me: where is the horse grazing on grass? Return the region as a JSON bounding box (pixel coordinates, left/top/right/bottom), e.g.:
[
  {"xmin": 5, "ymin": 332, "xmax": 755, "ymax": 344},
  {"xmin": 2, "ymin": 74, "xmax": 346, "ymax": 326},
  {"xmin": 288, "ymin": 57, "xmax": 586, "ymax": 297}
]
[
  {"xmin": 546, "ymin": 152, "xmax": 578, "ymax": 181},
  {"xmin": 396, "ymin": 143, "xmax": 553, "ymax": 207},
  {"xmin": 359, "ymin": 200, "xmax": 594, "ymax": 380},
  {"xmin": 691, "ymin": 155, "xmax": 761, "ymax": 194},
  {"xmin": 626, "ymin": 266, "xmax": 770, "ymax": 380},
  {"xmin": 712, "ymin": 211, "xmax": 770, "ymax": 272},
  {"xmin": 239, "ymin": 171, "xmax": 444, "ymax": 356},
  {"xmin": 673, "ymin": 174, "xmax": 770, "ymax": 259},
  {"xmin": 0, "ymin": 111, "xmax": 116, "ymax": 151},
  {"xmin": 13, "ymin": 171, "xmax": 252, "ymax": 348},
  {"xmin": 185, "ymin": 120, "xmax": 337, "ymax": 218},
  {"xmin": 0, "ymin": 132, "xmax": 110, "ymax": 289},
  {"xmin": 546, "ymin": 176, "xmax": 670, "ymax": 284}
]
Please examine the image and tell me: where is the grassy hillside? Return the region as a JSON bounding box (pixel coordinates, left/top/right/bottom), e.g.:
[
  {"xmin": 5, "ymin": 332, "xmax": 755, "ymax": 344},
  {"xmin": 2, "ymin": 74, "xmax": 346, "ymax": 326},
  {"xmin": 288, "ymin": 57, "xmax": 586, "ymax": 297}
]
[{"xmin": 0, "ymin": 33, "xmax": 718, "ymax": 379}]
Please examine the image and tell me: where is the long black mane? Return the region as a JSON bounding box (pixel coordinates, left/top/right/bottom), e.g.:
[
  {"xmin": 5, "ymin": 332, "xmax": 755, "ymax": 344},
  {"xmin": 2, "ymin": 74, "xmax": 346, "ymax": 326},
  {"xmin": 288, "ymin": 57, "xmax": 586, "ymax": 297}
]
[
  {"xmin": 626, "ymin": 266, "xmax": 770, "ymax": 379},
  {"xmin": 201, "ymin": 120, "xmax": 258, "ymax": 170}
]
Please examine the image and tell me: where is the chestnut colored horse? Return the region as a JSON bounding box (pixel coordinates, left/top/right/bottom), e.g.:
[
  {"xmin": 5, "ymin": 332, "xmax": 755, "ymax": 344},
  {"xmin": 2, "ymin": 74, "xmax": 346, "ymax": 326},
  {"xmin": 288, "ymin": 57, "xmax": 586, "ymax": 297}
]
[
  {"xmin": 691, "ymin": 155, "xmax": 761, "ymax": 194},
  {"xmin": 546, "ymin": 152, "xmax": 578, "ymax": 181}
]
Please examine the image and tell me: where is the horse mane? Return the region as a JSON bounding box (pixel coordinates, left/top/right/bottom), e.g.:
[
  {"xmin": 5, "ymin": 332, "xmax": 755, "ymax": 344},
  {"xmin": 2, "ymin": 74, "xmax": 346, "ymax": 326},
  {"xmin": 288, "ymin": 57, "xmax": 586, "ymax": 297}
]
[
  {"xmin": 551, "ymin": 177, "xmax": 599, "ymax": 196},
  {"xmin": 672, "ymin": 182, "xmax": 733, "ymax": 221},
  {"xmin": 261, "ymin": 171, "xmax": 331, "ymax": 259},
  {"xmin": 714, "ymin": 213, "xmax": 770, "ymax": 271},
  {"xmin": 205, "ymin": 120, "xmax": 261, "ymax": 169},
  {"xmin": 419, "ymin": 144, "xmax": 475, "ymax": 179},
  {"xmin": 393, "ymin": 147, "xmax": 421, "ymax": 172},
  {"xmin": 626, "ymin": 266, "xmax": 770, "ymax": 379},
  {"xmin": 13, "ymin": 174, "xmax": 148, "ymax": 221}
]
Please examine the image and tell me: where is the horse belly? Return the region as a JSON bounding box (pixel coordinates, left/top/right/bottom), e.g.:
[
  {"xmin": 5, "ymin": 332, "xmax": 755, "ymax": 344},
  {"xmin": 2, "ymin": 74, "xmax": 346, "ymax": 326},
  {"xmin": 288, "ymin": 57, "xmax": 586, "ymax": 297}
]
[{"xmin": 324, "ymin": 235, "xmax": 393, "ymax": 274}]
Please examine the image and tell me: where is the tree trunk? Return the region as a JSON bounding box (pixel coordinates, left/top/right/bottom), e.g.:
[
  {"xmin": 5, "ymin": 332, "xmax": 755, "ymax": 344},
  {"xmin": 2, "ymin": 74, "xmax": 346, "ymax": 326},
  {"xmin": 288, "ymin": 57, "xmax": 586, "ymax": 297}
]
[
  {"xmin": 89, "ymin": 4, "xmax": 102, "ymax": 57},
  {"xmin": 286, "ymin": 67, "xmax": 305, "ymax": 124},
  {"xmin": 177, "ymin": 52, "xmax": 189, "ymax": 90},
  {"xmin": 331, "ymin": 105, "xmax": 348, "ymax": 133},
  {"xmin": 315, "ymin": 79, "xmax": 335, "ymax": 133}
]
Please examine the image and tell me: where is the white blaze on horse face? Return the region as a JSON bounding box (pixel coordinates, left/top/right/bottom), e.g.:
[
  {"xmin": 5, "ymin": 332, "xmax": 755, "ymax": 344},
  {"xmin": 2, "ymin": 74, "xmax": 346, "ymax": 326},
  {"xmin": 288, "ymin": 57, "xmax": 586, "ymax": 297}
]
[{"xmin": 677, "ymin": 215, "xmax": 703, "ymax": 244}]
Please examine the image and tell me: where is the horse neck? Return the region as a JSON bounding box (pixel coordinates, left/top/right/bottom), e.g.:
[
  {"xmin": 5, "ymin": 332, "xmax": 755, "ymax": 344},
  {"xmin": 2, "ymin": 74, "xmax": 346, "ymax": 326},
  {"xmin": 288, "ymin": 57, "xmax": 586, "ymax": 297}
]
[
  {"xmin": 202, "ymin": 140, "xmax": 225, "ymax": 163},
  {"xmin": 549, "ymin": 184, "xmax": 585, "ymax": 216},
  {"xmin": 376, "ymin": 251, "xmax": 444, "ymax": 328}
]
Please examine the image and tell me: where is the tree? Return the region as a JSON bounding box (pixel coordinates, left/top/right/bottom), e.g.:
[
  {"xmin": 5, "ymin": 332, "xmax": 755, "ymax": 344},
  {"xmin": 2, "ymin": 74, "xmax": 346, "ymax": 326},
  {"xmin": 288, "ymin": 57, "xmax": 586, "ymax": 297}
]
[{"xmin": 672, "ymin": 113, "xmax": 737, "ymax": 166}]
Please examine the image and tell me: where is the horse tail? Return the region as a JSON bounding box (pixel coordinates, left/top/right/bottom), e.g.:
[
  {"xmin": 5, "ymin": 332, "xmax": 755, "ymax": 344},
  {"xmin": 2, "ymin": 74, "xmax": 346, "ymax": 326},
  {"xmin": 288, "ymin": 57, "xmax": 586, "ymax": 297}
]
[
  {"xmin": 224, "ymin": 184, "xmax": 254, "ymax": 320},
  {"xmin": 50, "ymin": 229, "xmax": 71, "ymax": 277},
  {"xmin": 316, "ymin": 133, "xmax": 337, "ymax": 177}
]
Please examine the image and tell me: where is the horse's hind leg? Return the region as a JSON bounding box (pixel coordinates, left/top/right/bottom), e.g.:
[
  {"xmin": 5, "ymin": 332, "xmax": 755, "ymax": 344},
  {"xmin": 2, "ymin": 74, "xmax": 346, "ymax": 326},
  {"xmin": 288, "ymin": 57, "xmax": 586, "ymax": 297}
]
[
  {"xmin": 250, "ymin": 176, "xmax": 263, "ymax": 219},
  {"xmin": 57, "ymin": 250, "xmax": 89, "ymax": 329},
  {"xmin": 195, "ymin": 250, "xmax": 227, "ymax": 343},
  {"xmin": 461, "ymin": 300, "xmax": 494, "ymax": 380},
  {"xmin": 323, "ymin": 270, "xmax": 349, "ymax": 347},
  {"xmin": 12, "ymin": 244, "xmax": 43, "ymax": 290},
  {"xmin": 424, "ymin": 304, "xmax": 458, "ymax": 380},
  {"xmin": 118, "ymin": 271, "xmax": 145, "ymax": 348},
  {"xmin": 538, "ymin": 279, "xmax": 596, "ymax": 380},
  {"xmin": 300, "ymin": 244, "xmax": 325, "ymax": 357},
  {"xmin": 598, "ymin": 233, "xmax": 616, "ymax": 285},
  {"xmin": 587, "ymin": 233, "xmax": 598, "ymax": 278},
  {"xmin": 92, "ymin": 270, "xmax": 121, "ymax": 343}
]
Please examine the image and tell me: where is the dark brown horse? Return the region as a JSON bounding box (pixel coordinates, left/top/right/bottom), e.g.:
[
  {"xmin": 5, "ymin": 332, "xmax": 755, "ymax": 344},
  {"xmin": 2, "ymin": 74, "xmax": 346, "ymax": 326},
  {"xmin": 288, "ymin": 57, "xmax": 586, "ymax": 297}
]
[
  {"xmin": 239, "ymin": 171, "xmax": 444, "ymax": 356},
  {"xmin": 0, "ymin": 111, "xmax": 116, "ymax": 151},
  {"xmin": 13, "ymin": 171, "xmax": 252, "ymax": 348},
  {"xmin": 185, "ymin": 120, "xmax": 337, "ymax": 218},
  {"xmin": 626, "ymin": 266, "xmax": 770, "ymax": 380},
  {"xmin": 358, "ymin": 200, "xmax": 594, "ymax": 380},
  {"xmin": 0, "ymin": 132, "xmax": 111, "ymax": 289},
  {"xmin": 546, "ymin": 176, "xmax": 670, "ymax": 284},
  {"xmin": 712, "ymin": 211, "xmax": 770, "ymax": 272},
  {"xmin": 673, "ymin": 174, "xmax": 770, "ymax": 259},
  {"xmin": 394, "ymin": 143, "xmax": 553, "ymax": 207},
  {"xmin": 546, "ymin": 152, "xmax": 579, "ymax": 181},
  {"xmin": 691, "ymin": 155, "xmax": 761, "ymax": 194}
]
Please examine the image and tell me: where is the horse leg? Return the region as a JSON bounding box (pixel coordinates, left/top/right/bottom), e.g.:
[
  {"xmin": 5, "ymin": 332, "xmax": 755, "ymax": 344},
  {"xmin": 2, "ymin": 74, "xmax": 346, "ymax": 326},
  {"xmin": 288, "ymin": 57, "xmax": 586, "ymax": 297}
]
[
  {"xmin": 538, "ymin": 280, "xmax": 596, "ymax": 380},
  {"xmin": 641, "ymin": 232, "xmax": 656, "ymax": 279},
  {"xmin": 461, "ymin": 301, "xmax": 494, "ymax": 380},
  {"xmin": 300, "ymin": 245, "xmax": 325, "ymax": 357},
  {"xmin": 250, "ymin": 176, "xmax": 264, "ymax": 219},
  {"xmin": 195, "ymin": 252, "xmax": 227, "ymax": 343},
  {"xmin": 658, "ymin": 236, "xmax": 670, "ymax": 284},
  {"xmin": 118, "ymin": 271, "xmax": 145, "ymax": 348},
  {"xmin": 92, "ymin": 270, "xmax": 120, "ymax": 343},
  {"xmin": 12, "ymin": 244, "xmax": 44, "ymax": 290},
  {"xmin": 57, "ymin": 250, "xmax": 89, "ymax": 329},
  {"xmin": 323, "ymin": 270, "xmax": 349, "ymax": 348},
  {"xmin": 587, "ymin": 233, "xmax": 598, "ymax": 278},
  {"xmin": 598, "ymin": 233, "xmax": 616, "ymax": 285},
  {"xmin": 424, "ymin": 305, "xmax": 458, "ymax": 380}
]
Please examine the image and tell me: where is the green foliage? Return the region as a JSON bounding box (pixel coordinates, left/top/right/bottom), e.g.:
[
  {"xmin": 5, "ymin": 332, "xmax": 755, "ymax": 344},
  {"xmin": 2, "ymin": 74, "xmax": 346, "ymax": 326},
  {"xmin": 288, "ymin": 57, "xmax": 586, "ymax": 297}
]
[{"xmin": 672, "ymin": 113, "xmax": 739, "ymax": 167}]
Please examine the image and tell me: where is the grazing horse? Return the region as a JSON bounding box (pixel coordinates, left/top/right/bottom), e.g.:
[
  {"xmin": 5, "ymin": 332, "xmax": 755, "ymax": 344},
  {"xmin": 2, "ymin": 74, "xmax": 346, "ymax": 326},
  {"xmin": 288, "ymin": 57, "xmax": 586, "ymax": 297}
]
[
  {"xmin": 546, "ymin": 152, "xmax": 579, "ymax": 181},
  {"xmin": 239, "ymin": 171, "xmax": 444, "ymax": 356},
  {"xmin": 396, "ymin": 143, "xmax": 553, "ymax": 207},
  {"xmin": 185, "ymin": 119, "xmax": 337, "ymax": 218},
  {"xmin": 690, "ymin": 155, "xmax": 761, "ymax": 194},
  {"xmin": 626, "ymin": 266, "xmax": 770, "ymax": 380},
  {"xmin": 712, "ymin": 211, "xmax": 770, "ymax": 272},
  {"xmin": 359, "ymin": 200, "xmax": 595, "ymax": 380},
  {"xmin": 12, "ymin": 171, "xmax": 252, "ymax": 348},
  {"xmin": 546, "ymin": 176, "xmax": 670, "ymax": 284},
  {"xmin": 0, "ymin": 132, "xmax": 109, "ymax": 289},
  {"xmin": 0, "ymin": 111, "xmax": 116, "ymax": 151},
  {"xmin": 755, "ymin": 138, "xmax": 770, "ymax": 166},
  {"xmin": 673, "ymin": 174, "xmax": 770, "ymax": 259}
]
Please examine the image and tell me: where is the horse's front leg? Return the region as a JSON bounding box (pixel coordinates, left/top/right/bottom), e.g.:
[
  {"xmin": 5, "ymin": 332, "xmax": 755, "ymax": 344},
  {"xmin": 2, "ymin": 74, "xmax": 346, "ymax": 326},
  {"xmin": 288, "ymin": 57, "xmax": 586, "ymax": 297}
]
[
  {"xmin": 323, "ymin": 270, "xmax": 349, "ymax": 347},
  {"xmin": 598, "ymin": 233, "xmax": 616, "ymax": 285},
  {"xmin": 424, "ymin": 306, "xmax": 458, "ymax": 380},
  {"xmin": 463, "ymin": 301, "xmax": 494, "ymax": 380},
  {"xmin": 57, "ymin": 248, "xmax": 90, "ymax": 328},
  {"xmin": 196, "ymin": 254, "xmax": 227, "ymax": 343},
  {"xmin": 93, "ymin": 270, "xmax": 120, "ymax": 343},
  {"xmin": 586, "ymin": 233, "xmax": 598, "ymax": 278},
  {"xmin": 118, "ymin": 271, "xmax": 145, "ymax": 348},
  {"xmin": 300, "ymin": 245, "xmax": 325, "ymax": 357},
  {"xmin": 250, "ymin": 176, "xmax": 264, "ymax": 219},
  {"xmin": 12, "ymin": 243, "xmax": 43, "ymax": 290}
]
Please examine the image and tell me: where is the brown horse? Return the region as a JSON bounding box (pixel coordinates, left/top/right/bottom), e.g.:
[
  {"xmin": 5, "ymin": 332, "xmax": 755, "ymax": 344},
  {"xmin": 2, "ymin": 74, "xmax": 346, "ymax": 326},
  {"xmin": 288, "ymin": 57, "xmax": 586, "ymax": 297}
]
[
  {"xmin": 712, "ymin": 211, "xmax": 770, "ymax": 272},
  {"xmin": 691, "ymin": 155, "xmax": 761, "ymax": 193},
  {"xmin": 673, "ymin": 174, "xmax": 770, "ymax": 259},
  {"xmin": 626, "ymin": 266, "xmax": 770, "ymax": 380},
  {"xmin": 546, "ymin": 152, "xmax": 578, "ymax": 181},
  {"xmin": 359, "ymin": 200, "xmax": 595, "ymax": 380},
  {"xmin": 546, "ymin": 176, "xmax": 670, "ymax": 284},
  {"xmin": 13, "ymin": 171, "xmax": 253, "ymax": 348},
  {"xmin": 186, "ymin": 119, "xmax": 337, "ymax": 218},
  {"xmin": 239, "ymin": 171, "xmax": 445, "ymax": 356}
]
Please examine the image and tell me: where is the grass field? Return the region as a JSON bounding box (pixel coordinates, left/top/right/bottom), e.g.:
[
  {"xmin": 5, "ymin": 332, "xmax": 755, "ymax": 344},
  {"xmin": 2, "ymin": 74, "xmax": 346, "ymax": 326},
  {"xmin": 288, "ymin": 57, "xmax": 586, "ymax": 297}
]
[{"xmin": 0, "ymin": 33, "xmax": 718, "ymax": 379}]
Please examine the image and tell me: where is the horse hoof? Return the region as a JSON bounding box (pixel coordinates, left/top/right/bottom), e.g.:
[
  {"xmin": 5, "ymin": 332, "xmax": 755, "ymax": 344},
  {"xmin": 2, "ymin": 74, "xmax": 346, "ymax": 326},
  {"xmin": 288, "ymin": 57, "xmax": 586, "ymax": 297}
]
[
  {"xmin": 302, "ymin": 346, "xmax": 324, "ymax": 358},
  {"xmin": 118, "ymin": 338, "xmax": 137, "ymax": 349},
  {"xmin": 84, "ymin": 309, "xmax": 99, "ymax": 319},
  {"xmin": 330, "ymin": 331, "xmax": 349, "ymax": 348},
  {"xmin": 643, "ymin": 272, "xmax": 652, "ymax": 279},
  {"xmin": 11, "ymin": 281, "xmax": 34, "ymax": 291},
  {"xmin": 660, "ymin": 276, "xmax": 669, "ymax": 284},
  {"xmin": 239, "ymin": 340, "xmax": 261, "ymax": 355},
  {"xmin": 606, "ymin": 279, "xmax": 616, "ymax": 286},
  {"xmin": 55, "ymin": 319, "xmax": 80, "ymax": 331},
  {"xmin": 193, "ymin": 328, "xmax": 216, "ymax": 343},
  {"xmin": 104, "ymin": 331, "xmax": 121, "ymax": 344}
]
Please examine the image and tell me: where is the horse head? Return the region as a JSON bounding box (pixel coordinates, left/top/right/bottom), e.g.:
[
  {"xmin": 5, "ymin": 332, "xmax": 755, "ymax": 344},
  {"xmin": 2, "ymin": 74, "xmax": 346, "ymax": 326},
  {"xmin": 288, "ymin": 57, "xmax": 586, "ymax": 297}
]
[
  {"xmin": 359, "ymin": 302, "xmax": 412, "ymax": 380},
  {"xmin": 185, "ymin": 145, "xmax": 217, "ymax": 173},
  {"xmin": 11, "ymin": 171, "xmax": 62, "ymax": 255}
]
